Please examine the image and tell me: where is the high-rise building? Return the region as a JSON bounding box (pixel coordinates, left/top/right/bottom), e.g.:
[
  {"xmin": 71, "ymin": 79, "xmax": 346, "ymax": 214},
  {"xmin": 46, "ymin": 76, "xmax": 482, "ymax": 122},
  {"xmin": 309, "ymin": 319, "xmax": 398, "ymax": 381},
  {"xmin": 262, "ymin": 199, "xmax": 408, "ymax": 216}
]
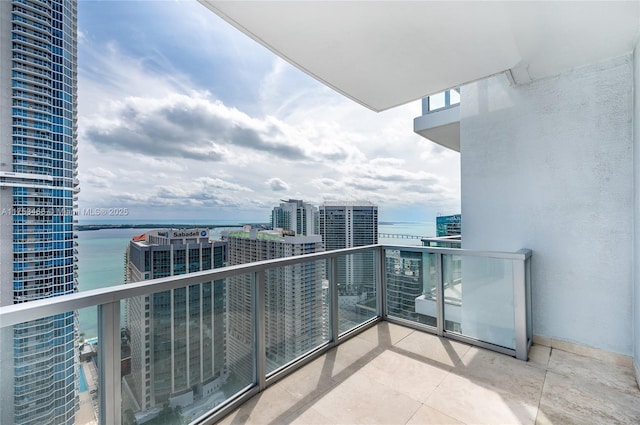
[
  {"xmin": 271, "ymin": 199, "xmax": 318, "ymax": 236},
  {"xmin": 318, "ymin": 202, "xmax": 378, "ymax": 297},
  {"xmin": 0, "ymin": 1, "xmax": 79, "ymax": 424},
  {"xmin": 124, "ymin": 229, "xmax": 227, "ymax": 413},
  {"xmin": 224, "ymin": 227, "xmax": 325, "ymax": 380},
  {"xmin": 436, "ymin": 214, "xmax": 461, "ymax": 237},
  {"xmin": 385, "ymin": 250, "xmax": 426, "ymax": 323},
  {"xmin": 319, "ymin": 202, "xmax": 378, "ymax": 249}
]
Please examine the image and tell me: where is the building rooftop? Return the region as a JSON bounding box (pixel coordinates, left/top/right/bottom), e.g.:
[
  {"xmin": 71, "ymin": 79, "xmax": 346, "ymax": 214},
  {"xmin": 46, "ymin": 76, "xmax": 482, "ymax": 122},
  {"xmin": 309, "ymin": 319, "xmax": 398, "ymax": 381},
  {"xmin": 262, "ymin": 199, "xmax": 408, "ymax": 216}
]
[
  {"xmin": 130, "ymin": 228, "xmax": 212, "ymax": 246},
  {"xmin": 320, "ymin": 201, "xmax": 378, "ymax": 207},
  {"xmin": 218, "ymin": 322, "xmax": 640, "ymax": 425},
  {"xmin": 226, "ymin": 230, "xmax": 287, "ymax": 242}
]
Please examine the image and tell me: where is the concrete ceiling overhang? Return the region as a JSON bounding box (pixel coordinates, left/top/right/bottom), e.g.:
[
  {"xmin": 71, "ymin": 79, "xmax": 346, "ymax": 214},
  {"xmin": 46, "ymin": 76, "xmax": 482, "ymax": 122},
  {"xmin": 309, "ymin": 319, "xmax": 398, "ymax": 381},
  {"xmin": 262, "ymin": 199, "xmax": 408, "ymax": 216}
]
[{"xmin": 199, "ymin": 1, "xmax": 640, "ymax": 112}]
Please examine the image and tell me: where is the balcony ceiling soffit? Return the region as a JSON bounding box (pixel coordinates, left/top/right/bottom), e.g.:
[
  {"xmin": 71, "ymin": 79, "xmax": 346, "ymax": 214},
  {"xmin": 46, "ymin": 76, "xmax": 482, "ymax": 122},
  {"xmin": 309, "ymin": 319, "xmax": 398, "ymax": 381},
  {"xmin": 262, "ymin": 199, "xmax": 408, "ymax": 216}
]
[{"xmin": 200, "ymin": 1, "xmax": 640, "ymax": 112}]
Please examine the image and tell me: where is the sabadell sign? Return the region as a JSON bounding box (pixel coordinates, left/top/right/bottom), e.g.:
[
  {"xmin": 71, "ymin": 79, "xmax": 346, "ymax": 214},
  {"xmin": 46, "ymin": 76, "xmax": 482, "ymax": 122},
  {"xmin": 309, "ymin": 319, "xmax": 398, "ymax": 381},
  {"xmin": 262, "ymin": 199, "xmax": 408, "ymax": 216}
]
[{"xmin": 171, "ymin": 229, "xmax": 208, "ymax": 238}]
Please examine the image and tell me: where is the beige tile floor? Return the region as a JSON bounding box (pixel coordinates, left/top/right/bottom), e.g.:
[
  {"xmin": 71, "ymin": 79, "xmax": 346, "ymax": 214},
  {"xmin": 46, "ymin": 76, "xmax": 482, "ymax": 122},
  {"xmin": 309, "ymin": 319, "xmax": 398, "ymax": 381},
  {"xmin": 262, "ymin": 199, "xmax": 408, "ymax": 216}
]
[{"xmin": 217, "ymin": 323, "xmax": 640, "ymax": 424}]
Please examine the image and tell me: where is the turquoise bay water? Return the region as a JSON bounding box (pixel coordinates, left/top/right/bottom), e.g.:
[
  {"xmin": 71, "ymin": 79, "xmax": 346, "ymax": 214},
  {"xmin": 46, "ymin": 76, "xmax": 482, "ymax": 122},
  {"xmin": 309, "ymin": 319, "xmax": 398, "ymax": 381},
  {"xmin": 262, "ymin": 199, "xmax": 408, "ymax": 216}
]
[
  {"xmin": 77, "ymin": 228, "xmax": 147, "ymax": 339},
  {"xmin": 76, "ymin": 221, "xmax": 435, "ymax": 338}
]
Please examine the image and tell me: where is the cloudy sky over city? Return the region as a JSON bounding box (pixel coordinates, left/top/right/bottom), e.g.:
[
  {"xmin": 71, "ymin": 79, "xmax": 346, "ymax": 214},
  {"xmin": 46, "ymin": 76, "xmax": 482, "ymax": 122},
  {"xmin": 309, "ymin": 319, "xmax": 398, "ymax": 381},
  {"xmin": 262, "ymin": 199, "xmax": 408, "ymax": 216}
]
[{"xmin": 77, "ymin": 0, "xmax": 460, "ymax": 222}]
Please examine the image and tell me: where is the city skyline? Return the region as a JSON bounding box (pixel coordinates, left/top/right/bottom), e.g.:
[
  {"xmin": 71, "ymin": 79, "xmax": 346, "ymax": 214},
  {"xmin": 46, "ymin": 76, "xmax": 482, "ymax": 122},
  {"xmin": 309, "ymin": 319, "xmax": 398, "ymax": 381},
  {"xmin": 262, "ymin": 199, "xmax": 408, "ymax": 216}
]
[{"xmin": 76, "ymin": 0, "xmax": 460, "ymax": 223}]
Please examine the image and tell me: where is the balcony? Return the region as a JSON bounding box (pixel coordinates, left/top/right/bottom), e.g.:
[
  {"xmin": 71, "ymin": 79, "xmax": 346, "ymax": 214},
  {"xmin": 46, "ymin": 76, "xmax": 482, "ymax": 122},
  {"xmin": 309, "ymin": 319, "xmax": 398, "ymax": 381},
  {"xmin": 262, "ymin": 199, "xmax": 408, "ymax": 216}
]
[
  {"xmin": 2, "ymin": 244, "xmax": 635, "ymax": 424},
  {"xmin": 413, "ymin": 89, "xmax": 460, "ymax": 152},
  {"xmin": 421, "ymin": 235, "xmax": 462, "ymax": 249}
]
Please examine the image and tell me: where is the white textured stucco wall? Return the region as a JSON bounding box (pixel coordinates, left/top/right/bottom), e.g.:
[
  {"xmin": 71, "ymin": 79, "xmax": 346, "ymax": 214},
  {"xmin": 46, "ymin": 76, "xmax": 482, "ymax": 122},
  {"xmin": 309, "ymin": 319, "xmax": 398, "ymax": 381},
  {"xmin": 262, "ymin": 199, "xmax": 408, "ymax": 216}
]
[
  {"xmin": 633, "ymin": 41, "xmax": 640, "ymax": 376},
  {"xmin": 460, "ymin": 55, "xmax": 634, "ymax": 355}
]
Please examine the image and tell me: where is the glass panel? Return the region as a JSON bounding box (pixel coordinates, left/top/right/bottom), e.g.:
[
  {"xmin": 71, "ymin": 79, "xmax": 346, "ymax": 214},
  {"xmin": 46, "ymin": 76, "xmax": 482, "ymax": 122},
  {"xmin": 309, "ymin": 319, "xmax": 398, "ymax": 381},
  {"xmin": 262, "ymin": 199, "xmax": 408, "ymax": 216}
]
[
  {"xmin": 428, "ymin": 92, "xmax": 446, "ymax": 111},
  {"xmin": 1, "ymin": 309, "xmax": 86, "ymax": 425},
  {"xmin": 78, "ymin": 307, "xmax": 100, "ymax": 425},
  {"xmin": 449, "ymin": 88, "xmax": 461, "ymax": 105},
  {"xmin": 337, "ymin": 250, "xmax": 378, "ymax": 334},
  {"xmin": 443, "ymin": 255, "xmax": 515, "ymax": 349},
  {"xmin": 386, "ymin": 250, "xmax": 438, "ymax": 326},
  {"xmin": 427, "ymin": 90, "xmax": 460, "ymax": 112},
  {"xmin": 121, "ymin": 275, "xmax": 254, "ymax": 424},
  {"xmin": 264, "ymin": 259, "xmax": 329, "ymax": 375}
]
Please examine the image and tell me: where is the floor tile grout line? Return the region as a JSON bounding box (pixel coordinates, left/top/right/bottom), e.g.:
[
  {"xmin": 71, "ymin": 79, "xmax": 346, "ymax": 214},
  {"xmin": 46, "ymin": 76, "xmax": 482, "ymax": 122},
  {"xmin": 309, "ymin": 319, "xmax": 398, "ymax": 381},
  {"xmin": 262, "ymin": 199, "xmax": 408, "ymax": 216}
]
[
  {"xmin": 419, "ymin": 350, "xmax": 462, "ymax": 418},
  {"xmin": 391, "ymin": 327, "xmax": 415, "ymax": 347},
  {"xmin": 420, "ymin": 367, "xmax": 469, "ymax": 425},
  {"xmin": 403, "ymin": 399, "xmax": 426, "ymax": 425},
  {"xmin": 533, "ymin": 348, "xmax": 552, "ymax": 425}
]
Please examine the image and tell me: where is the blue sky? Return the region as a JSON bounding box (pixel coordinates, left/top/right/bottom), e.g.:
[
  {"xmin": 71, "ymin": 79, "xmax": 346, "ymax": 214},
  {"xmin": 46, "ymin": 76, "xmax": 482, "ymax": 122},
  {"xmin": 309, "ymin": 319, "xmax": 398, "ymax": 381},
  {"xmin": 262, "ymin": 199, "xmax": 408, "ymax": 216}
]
[{"xmin": 76, "ymin": 0, "xmax": 460, "ymax": 222}]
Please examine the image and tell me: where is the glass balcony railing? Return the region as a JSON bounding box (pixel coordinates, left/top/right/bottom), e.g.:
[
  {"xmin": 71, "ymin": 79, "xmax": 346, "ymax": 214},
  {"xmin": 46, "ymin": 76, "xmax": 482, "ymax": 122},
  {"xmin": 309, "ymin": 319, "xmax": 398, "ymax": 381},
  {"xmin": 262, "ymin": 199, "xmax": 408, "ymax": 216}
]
[
  {"xmin": 0, "ymin": 244, "xmax": 531, "ymax": 425},
  {"xmin": 422, "ymin": 88, "xmax": 461, "ymax": 113},
  {"xmin": 421, "ymin": 235, "xmax": 462, "ymax": 248}
]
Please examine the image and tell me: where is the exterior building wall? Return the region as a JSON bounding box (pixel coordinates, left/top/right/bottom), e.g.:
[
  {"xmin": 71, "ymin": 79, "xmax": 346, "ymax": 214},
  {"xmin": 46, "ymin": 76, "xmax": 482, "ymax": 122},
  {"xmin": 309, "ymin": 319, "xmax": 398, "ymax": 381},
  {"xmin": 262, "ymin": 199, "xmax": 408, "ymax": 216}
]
[
  {"xmin": 460, "ymin": 55, "xmax": 633, "ymax": 355},
  {"xmin": 0, "ymin": 1, "xmax": 79, "ymax": 424},
  {"xmin": 633, "ymin": 40, "xmax": 640, "ymax": 381}
]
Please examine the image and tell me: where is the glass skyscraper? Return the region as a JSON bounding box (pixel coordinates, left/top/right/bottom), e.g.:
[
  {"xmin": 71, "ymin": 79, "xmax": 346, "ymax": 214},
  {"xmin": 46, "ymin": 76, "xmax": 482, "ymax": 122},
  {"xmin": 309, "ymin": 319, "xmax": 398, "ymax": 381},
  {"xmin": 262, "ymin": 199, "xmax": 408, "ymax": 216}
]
[
  {"xmin": 436, "ymin": 214, "xmax": 461, "ymax": 237},
  {"xmin": 124, "ymin": 229, "xmax": 227, "ymax": 416},
  {"xmin": 319, "ymin": 202, "xmax": 378, "ymax": 296},
  {"xmin": 0, "ymin": 0, "xmax": 78, "ymax": 424}
]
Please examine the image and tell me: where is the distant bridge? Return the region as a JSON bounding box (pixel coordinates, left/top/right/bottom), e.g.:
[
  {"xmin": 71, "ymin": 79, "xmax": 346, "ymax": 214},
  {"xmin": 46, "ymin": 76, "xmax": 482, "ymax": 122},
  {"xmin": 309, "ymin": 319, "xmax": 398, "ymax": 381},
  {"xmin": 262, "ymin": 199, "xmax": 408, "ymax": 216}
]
[{"xmin": 378, "ymin": 233, "xmax": 428, "ymax": 240}]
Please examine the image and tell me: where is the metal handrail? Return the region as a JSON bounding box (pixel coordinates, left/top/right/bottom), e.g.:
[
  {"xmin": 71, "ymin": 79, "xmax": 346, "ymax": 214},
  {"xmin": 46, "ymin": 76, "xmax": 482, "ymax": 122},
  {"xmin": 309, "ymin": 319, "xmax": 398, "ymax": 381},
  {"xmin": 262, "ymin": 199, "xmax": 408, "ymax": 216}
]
[
  {"xmin": 0, "ymin": 244, "xmax": 531, "ymax": 327},
  {"xmin": 384, "ymin": 244, "xmax": 530, "ymax": 260},
  {"xmin": 1, "ymin": 244, "xmax": 378, "ymax": 327}
]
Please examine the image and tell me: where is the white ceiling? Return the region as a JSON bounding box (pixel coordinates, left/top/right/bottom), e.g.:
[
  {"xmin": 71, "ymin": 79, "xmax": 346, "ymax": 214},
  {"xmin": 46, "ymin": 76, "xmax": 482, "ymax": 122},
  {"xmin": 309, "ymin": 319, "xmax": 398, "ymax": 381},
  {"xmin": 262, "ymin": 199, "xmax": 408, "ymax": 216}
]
[{"xmin": 199, "ymin": 1, "xmax": 640, "ymax": 112}]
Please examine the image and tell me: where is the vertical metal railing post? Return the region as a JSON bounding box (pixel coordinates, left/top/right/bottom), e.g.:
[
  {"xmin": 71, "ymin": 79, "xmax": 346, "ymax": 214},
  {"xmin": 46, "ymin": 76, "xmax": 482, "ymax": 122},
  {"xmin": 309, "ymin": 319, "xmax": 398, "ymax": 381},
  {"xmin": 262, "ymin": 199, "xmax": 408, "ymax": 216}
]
[
  {"xmin": 377, "ymin": 247, "xmax": 387, "ymax": 320},
  {"xmin": 422, "ymin": 96, "xmax": 430, "ymax": 114},
  {"xmin": 98, "ymin": 301, "xmax": 121, "ymax": 425},
  {"xmin": 329, "ymin": 256, "xmax": 339, "ymax": 344},
  {"xmin": 435, "ymin": 253, "xmax": 444, "ymax": 336},
  {"xmin": 513, "ymin": 258, "xmax": 528, "ymax": 360},
  {"xmin": 525, "ymin": 256, "xmax": 533, "ymax": 344},
  {"xmin": 254, "ymin": 270, "xmax": 266, "ymax": 390}
]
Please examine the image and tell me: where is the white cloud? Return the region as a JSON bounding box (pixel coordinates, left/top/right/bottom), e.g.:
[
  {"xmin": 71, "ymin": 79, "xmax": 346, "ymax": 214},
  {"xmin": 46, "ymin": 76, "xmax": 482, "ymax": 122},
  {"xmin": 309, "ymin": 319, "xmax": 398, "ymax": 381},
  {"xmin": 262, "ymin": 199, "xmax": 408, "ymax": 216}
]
[
  {"xmin": 266, "ymin": 178, "xmax": 290, "ymax": 192},
  {"xmin": 77, "ymin": 2, "xmax": 460, "ymax": 222}
]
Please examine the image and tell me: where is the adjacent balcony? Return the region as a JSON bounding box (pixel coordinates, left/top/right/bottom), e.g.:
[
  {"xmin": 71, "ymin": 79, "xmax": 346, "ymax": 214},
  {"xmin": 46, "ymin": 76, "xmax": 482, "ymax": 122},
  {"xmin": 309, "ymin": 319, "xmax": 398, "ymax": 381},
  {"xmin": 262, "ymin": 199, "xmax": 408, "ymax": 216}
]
[
  {"xmin": 1, "ymin": 244, "xmax": 637, "ymax": 424},
  {"xmin": 413, "ymin": 89, "xmax": 460, "ymax": 152},
  {"xmin": 421, "ymin": 235, "xmax": 462, "ymax": 249}
]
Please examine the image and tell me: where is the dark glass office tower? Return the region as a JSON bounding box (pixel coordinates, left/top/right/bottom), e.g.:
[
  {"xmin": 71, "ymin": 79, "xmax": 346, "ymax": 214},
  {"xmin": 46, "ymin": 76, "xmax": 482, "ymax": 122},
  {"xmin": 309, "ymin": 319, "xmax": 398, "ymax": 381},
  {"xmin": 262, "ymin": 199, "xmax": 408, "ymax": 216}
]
[{"xmin": 124, "ymin": 229, "xmax": 227, "ymax": 414}]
